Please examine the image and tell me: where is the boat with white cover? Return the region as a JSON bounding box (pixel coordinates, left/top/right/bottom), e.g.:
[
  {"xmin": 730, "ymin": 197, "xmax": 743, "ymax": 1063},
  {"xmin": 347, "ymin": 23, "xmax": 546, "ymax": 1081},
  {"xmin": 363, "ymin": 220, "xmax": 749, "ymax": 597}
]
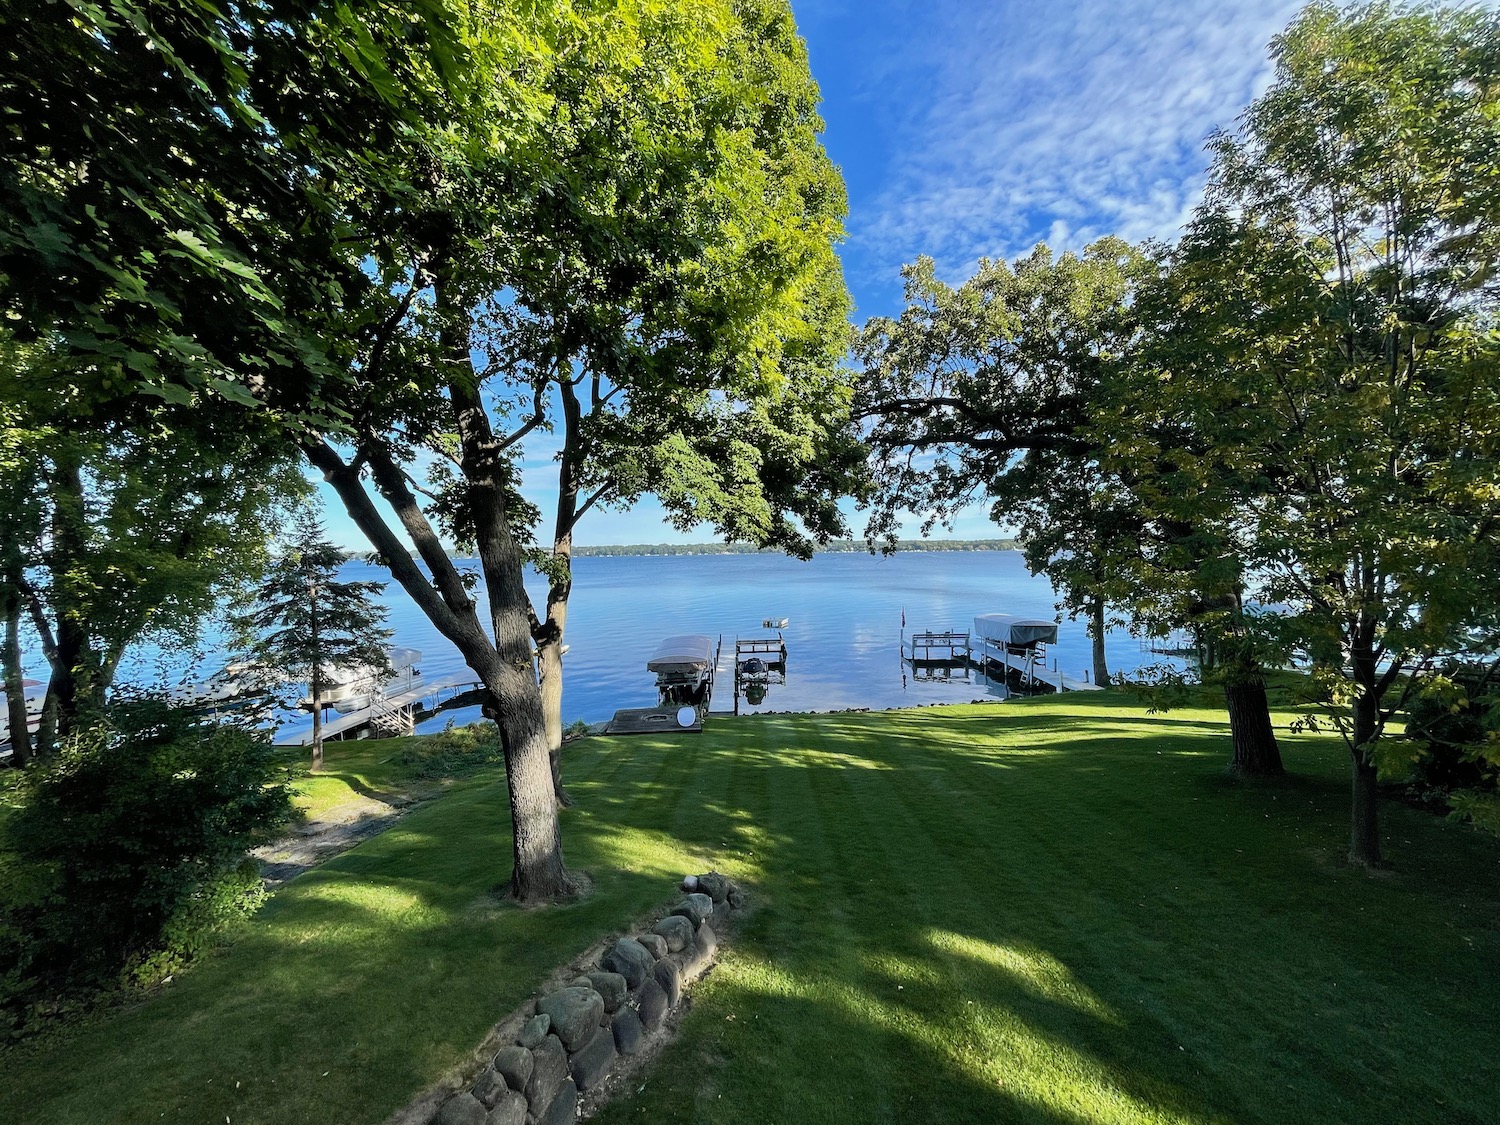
[
  {"xmin": 301, "ymin": 646, "xmax": 423, "ymax": 712},
  {"xmin": 170, "ymin": 662, "xmax": 272, "ymax": 708},
  {"xmin": 973, "ymin": 614, "xmax": 1058, "ymax": 690},
  {"xmin": 647, "ymin": 635, "xmax": 717, "ymax": 708}
]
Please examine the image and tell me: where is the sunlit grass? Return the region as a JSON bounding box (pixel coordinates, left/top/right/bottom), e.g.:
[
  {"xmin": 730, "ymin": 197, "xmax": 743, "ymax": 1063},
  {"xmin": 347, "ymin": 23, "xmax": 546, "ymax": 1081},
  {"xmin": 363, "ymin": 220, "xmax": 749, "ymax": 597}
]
[
  {"xmin": 280, "ymin": 729, "xmax": 500, "ymax": 822},
  {"xmin": 3, "ymin": 693, "xmax": 1498, "ymax": 1125}
]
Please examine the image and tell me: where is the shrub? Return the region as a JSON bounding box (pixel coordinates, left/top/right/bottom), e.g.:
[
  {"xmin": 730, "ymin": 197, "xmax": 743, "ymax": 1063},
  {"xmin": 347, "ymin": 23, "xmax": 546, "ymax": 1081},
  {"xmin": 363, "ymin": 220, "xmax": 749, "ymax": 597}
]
[
  {"xmin": 0, "ymin": 701, "xmax": 290, "ymax": 1009},
  {"xmin": 391, "ymin": 720, "xmax": 504, "ymax": 780},
  {"xmin": 1403, "ymin": 664, "xmax": 1500, "ymax": 831}
]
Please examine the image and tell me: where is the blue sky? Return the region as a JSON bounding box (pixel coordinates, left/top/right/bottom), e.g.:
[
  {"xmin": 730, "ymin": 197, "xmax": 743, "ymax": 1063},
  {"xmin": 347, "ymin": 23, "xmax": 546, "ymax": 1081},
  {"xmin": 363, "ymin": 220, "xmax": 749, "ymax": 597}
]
[{"xmin": 317, "ymin": 0, "xmax": 1304, "ymax": 551}]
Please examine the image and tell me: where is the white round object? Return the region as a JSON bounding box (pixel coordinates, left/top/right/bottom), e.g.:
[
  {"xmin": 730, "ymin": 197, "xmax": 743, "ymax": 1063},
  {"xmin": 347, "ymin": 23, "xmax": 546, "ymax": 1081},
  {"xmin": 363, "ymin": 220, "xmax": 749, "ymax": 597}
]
[{"xmin": 676, "ymin": 705, "xmax": 697, "ymax": 728}]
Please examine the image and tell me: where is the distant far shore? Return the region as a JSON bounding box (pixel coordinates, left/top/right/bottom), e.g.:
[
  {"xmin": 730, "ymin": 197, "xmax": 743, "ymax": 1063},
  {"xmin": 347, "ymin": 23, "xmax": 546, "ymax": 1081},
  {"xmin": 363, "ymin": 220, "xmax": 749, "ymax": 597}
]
[{"xmin": 570, "ymin": 538, "xmax": 1019, "ymax": 557}]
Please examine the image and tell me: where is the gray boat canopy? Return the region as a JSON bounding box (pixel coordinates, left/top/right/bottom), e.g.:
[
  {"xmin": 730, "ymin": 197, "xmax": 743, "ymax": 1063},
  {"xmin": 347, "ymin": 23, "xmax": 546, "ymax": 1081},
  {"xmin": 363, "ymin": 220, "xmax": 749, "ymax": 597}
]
[
  {"xmin": 646, "ymin": 635, "xmax": 716, "ymax": 676},
  {"xmin": 973, "ymin": 614, "xmax": 1058, "ymax": 648}
]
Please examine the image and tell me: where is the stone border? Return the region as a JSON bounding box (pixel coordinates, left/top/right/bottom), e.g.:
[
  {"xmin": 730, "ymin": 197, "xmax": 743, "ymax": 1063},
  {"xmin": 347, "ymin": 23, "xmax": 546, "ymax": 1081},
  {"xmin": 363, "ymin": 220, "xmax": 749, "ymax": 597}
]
[{"xmin": 398, "ymin": 872, "xmax": 745, "ymax": 1125}]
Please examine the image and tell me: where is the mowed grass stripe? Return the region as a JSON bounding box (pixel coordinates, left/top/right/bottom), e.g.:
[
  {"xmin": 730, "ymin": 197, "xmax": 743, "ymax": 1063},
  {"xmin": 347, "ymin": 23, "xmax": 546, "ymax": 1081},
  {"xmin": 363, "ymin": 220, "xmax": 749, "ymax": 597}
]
[{"xmin": 583, "ymin": 702, "xmax": 1499, "ymax": 1125}]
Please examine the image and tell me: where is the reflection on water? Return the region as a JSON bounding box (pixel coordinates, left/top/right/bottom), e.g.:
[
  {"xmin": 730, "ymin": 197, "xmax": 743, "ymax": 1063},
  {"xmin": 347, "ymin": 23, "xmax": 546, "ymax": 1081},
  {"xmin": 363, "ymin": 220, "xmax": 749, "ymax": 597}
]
[{"xmin": 101, "ymin": 550, "xmax": 1166, "ymax": 740}]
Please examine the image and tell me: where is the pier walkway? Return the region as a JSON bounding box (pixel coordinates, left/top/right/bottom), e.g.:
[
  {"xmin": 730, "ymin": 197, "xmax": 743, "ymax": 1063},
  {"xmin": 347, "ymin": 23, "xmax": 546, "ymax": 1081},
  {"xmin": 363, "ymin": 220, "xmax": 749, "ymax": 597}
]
[{"xmin": 276, "ymin": 674, "xmax": 484, "ymax": 747}]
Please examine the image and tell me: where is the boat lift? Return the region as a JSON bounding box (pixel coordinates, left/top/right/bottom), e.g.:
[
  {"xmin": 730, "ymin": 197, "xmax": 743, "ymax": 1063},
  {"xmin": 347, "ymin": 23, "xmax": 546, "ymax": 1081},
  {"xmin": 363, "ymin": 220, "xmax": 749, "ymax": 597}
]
[
  {"xmin": 606, "ymin": 634, "xmax": 723, "ymax": 735},
  {"xmin": 732, "ymin": 631, "xmax": 788, "ymax": 712},
  {"xmin": 973, "ymin": 614, "xmax": 1059, "ymax": 693},
  {"xmin": 901, "ymin": 629, "xmax": 973, "ymax": 682}
]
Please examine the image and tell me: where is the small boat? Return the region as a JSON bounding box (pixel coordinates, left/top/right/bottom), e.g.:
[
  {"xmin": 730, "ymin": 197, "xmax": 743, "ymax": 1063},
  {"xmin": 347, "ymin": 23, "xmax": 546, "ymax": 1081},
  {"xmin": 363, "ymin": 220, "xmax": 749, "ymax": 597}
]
[
  {"xmin": 647, "ymin": 635, "xmax": 716, "ymax": 708},
  {"xmin": 762, "ymin": 616, "xmax": 789, "ymax": 629}
]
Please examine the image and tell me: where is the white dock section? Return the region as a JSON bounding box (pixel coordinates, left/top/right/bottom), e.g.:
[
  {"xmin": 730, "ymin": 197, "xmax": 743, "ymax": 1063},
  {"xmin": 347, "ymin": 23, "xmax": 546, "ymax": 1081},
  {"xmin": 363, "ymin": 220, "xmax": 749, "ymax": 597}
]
[
  {"xmin": 276, "ymin": 674, "xmax": 484, "ymax": 747},
  {"xmin": 1057, "ymin": 672, "xmax": 1102, "ymax": 692}
]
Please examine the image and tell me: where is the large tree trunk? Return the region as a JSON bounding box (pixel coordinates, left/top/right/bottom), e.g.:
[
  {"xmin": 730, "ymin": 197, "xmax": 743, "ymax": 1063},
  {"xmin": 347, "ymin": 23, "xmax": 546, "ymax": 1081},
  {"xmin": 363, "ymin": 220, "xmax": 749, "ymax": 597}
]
[
  {"xmin": 46, "ymin": 449, "xmax": 107, "ymax": 735},
  {"xmin": 483, "ymin": 662, "xmax": 575, "ymax": 901},
  {"xmin": 2, "ymin": 581, "xmax": 33, "ymax": 767},
  {"xmin": 1347, "ymin": 646, "xmax": 1384, "ymax": 867},
  {"xmin": 310, "ymin": 435, "xmax": 576, "ymax": 902},
  {"xmin": 536, "ymin": 582, "xmax": 571, "ymax": 807},
  {"xmin": 1349, "ymin": 747, "xmax": 1382, "ymax": 867},
  {"xmin": 33, "ymin": 689, "xmax": 57, "ymax": 759},
  {"xmin": 472, "ymin": 566, "xmax": 574, "ymax": 901},
  {"xmin": 537, "ymin": 378, "xmax": 584, "ymax": 806},
  {"xmin": 1089, "ymin": 597, "xmax": 1111, "ymax": 687},
  {"xmin": 1222, "ymin": 658, "xmax": 1284, "ymax": 777}
]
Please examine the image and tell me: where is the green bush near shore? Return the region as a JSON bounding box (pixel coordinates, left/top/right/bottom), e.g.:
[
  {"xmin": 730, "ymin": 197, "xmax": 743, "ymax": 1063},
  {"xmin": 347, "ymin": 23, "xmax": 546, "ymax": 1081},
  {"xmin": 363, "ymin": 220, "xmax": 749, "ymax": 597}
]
[{"xmin": 2, "ymin": 695, "xmax": 1498, "ymax": 1125}]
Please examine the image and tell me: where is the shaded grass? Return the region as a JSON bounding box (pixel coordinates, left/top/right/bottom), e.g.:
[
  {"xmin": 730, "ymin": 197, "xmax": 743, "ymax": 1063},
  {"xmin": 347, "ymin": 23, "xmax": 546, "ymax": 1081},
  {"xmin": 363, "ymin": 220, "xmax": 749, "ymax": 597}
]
[
  {"xmin": 279, "ymin": 725, "xmax": 503, "ymax": 823},
  {"xmin": 3, "ymin": 693, "xmax": 1498, "ymax": 1124}
]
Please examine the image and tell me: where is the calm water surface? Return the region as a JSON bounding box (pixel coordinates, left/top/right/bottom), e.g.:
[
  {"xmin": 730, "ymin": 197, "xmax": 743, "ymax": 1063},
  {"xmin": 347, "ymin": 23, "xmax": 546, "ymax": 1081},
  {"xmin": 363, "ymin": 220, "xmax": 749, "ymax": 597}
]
[{"xmin": 112, "ymin": 550, "xmax": 1163, "ymax": 741}]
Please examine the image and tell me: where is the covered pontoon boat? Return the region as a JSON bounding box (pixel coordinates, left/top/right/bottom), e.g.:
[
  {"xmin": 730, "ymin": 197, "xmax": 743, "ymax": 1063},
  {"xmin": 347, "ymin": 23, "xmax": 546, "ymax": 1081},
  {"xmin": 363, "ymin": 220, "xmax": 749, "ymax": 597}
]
[
  {"xmin": 973, "ymin": 614, "xmax": 1058, "ymax": 690},
  {"xmin": 973, "ymin": 615, "xmax": 1058, "ymax": 652},
  {"xmin": 647, "ymin": 634, "xmax": 717, "ymax": 708},
  {"xmin": 300, "ymin": 646, "xmax": 423, "ymax": 713}
]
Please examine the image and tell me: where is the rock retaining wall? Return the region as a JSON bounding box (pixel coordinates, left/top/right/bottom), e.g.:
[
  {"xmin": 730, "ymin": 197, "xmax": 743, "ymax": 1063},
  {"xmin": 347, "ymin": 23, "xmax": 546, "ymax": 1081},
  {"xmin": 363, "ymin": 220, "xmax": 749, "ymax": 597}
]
[{"xmin": 411, "ymin": 872, "xmax": 745, "ymax": 1125}]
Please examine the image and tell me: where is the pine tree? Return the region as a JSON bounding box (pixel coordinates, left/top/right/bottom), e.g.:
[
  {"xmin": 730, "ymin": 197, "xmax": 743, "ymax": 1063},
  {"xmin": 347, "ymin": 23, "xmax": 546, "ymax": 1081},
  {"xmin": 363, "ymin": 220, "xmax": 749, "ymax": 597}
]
[{"xmin": 235, "ymin": 512, "xmax": 391, "ymax": 769}]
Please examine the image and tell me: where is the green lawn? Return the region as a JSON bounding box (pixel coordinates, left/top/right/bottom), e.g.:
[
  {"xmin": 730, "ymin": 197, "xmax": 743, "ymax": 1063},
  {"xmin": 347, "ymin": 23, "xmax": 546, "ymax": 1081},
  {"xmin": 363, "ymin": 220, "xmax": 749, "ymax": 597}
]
[
  {"xmin": 276, "ymin": 725, "xmax": 509, "ymax": 822},
  {"xmin": 3, "ymin": 694, "xmax": 1498, "ymax": 1124}
]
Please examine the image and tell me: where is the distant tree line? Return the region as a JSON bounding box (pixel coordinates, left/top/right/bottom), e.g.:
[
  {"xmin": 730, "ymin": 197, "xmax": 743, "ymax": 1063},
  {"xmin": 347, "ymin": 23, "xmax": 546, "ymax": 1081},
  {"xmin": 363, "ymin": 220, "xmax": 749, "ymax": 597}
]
[{"xmin": 571, "ymin": 538, "xmax": 1020, "ymax": 557}]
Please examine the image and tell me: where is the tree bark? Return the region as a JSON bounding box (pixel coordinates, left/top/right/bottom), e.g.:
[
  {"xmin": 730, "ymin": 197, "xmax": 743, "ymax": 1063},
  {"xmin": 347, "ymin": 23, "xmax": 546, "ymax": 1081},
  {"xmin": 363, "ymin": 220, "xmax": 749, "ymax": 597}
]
[
  {"xmin": 2, "ymin": 580, "xmax": 33, "ymax": 767},
  {"xmin": 535, "ymin": 375, "xmax": 584, "ymax": 807},
  {"xmin": 1089, "ymin": 596, "xmax": 1111, "ymax": 687},
  {"xmin": 309, "ymin": 580, "xmax": 323, "ymax": 771},
  {"xmin": 33, "ymin": 690, "xmax": 57, "ymax": 759},
  {"xmin": 1222, "ymin": 661, "xmax": 1284, "ymax": 777},
  {"xmin": 536, "ymin": 582, "xmax": 571, "ymax": 806},
  {"xmin": 1347, "ymin": 648, "xmax": 1384, "ymax": 867},
  {"xmin": 1349, "ymin": 747, "xmax": 1382, "ymax": 867},
  {"xmin": 47, "ymin": 449, "xmax": 102, "ymax": 734}
]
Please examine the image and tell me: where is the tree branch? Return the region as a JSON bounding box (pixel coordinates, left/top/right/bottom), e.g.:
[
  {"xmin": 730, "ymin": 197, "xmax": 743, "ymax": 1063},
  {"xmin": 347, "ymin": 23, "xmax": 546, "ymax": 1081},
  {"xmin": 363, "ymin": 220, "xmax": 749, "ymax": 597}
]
[
  {"xmin": 499, "ymin": 379, "xmax": 550, "ymax": 451},
  {"xmin": 301, "ymin": 438, "xmax": 492, "ymax": 663},
  {"xmin": 15, "ymin": 573, "xmax": 57, "ymax": 665},
  {"xmin": 366, "ymin": 278, "xmax": 423, "ymax": 383}
]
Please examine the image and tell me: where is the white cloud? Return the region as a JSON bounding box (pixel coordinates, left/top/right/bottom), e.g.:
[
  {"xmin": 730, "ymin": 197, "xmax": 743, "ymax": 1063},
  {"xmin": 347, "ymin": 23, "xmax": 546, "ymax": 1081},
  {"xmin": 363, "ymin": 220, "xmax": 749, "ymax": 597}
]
[{"xmin": 843, "ymin": 0, "xmax": 1303, "ymax": 283}]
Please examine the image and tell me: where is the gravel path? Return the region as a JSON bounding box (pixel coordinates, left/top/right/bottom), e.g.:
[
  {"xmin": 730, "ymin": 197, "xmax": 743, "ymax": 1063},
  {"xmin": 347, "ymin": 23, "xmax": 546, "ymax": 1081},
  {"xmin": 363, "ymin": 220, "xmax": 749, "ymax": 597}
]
[{"xmin": 252, "ymin": 793, "xmax": 412, "ymax": 886}]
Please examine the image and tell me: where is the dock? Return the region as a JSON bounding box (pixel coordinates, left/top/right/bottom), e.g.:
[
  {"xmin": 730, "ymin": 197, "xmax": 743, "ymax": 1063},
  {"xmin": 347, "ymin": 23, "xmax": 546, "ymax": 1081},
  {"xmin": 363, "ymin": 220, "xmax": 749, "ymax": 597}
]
[
  {"xmin": 276, "ymin": 673, "xmax": 484, "ymax": 747},
  {"xmin": 606, "ymin": 635, "xmax": 722, "ymax": 735},
  {"xmin": 604, "ymin": 706, "xmax": 704, "ymax": 734},
  {"xmin": 903, "ymin": 618, "xmax": 1102, "ymax": 694}
]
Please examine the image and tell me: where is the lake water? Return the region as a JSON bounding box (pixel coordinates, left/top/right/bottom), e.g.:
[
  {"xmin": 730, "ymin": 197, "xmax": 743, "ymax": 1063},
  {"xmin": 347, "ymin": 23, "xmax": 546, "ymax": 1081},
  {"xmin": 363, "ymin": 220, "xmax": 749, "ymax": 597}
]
[{"xmin": 107, "ymin": 550, "xmax": 1164, "ymax": 742}]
